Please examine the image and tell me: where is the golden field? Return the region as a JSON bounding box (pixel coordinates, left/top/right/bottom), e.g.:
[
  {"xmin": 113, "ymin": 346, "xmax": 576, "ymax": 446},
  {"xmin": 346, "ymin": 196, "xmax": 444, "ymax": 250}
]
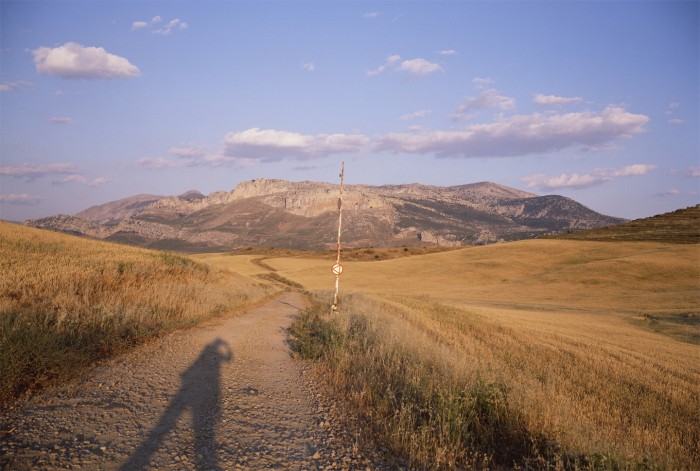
[
  {"xmin": 0, "ymin": 222, "xmax": 277, "ymax": 405},
  {"xmin": 206, "ymin": 240, "xmax": 700, "ymax": 469}
]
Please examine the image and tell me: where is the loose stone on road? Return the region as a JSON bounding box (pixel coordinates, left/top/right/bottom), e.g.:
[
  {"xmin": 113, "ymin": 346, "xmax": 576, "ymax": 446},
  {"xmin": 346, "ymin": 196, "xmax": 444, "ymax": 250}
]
[{"xmin": 0, "ymin": 291, "xmax": 392, "ymax": 470}]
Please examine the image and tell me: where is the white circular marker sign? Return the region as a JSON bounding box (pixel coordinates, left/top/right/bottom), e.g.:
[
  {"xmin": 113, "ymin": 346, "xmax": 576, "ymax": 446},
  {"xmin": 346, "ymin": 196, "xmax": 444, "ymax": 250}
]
[{"xmin": 332, "ymin": 263, "xmax": 343, "ymax": 275}]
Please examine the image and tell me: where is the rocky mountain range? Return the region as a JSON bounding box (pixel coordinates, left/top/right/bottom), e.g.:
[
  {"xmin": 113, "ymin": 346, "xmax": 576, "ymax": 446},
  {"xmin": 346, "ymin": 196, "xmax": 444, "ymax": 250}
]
[{"xmin": 25, "ymin": 179, "xmax": 626, "ymax": 252}]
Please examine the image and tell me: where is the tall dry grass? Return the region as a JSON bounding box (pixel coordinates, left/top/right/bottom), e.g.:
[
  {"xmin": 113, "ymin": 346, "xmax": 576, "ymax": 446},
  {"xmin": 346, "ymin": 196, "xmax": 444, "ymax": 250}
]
[
  {"xmin": 291, "ymin": 292, "xmax": 699, "ymax": 470},
  {"xmin": 0, "ymin": 222, "xmax": 276, "ymax": 405}
]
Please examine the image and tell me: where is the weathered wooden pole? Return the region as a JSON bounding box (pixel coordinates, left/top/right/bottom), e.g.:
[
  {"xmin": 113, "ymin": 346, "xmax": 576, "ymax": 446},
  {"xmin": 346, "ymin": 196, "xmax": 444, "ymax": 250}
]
[{"xmin": 331, "ymin": 161, "xmax": 344, "ymax": 314}]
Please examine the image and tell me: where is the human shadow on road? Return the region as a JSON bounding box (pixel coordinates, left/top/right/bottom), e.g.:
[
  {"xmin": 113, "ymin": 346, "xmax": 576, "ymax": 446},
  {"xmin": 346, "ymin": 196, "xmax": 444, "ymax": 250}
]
[{"xmin": 121, "ymin": 338, "xmax": 232, "ymax": 470}]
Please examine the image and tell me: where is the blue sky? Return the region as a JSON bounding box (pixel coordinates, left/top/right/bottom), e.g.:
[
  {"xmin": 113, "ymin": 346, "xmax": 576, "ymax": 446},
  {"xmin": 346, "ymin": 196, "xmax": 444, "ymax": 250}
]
[{"xmin": 1, "ymin": 1, "xmax": 698, "ymax": 221}]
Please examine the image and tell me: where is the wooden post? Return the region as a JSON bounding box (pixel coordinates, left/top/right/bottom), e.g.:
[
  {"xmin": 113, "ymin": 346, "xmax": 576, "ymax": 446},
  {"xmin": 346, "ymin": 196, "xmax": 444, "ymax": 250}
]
[{"xmin": 331, "ymin": 161, "xmax": 344, "ymax": 314}]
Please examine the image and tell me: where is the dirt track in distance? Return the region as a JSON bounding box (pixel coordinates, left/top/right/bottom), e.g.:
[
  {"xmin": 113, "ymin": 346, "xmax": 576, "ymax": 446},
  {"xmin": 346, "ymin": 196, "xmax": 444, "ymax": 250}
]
[{"xmin": 0, "ymin": 292, "xmax": 393, "ymax": 470}]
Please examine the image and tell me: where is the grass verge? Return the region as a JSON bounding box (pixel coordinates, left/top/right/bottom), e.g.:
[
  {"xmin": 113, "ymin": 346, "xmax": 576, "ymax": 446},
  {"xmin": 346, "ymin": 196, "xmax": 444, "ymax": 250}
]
[
  {"xmin": 290, "ymin": 293, "xmax": 696, "ymax": 470},
  {"xmin": 290, "ymin": 297, "xmax": 554, "ymax": 469}
]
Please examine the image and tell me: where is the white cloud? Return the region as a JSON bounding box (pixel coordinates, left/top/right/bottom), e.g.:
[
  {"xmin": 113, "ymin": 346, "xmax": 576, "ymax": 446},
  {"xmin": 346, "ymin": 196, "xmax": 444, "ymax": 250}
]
[
  {"xmin": 223, "ymin": 128, "xmax": 368, "ymax": 161},
  {"xmin": 1, "ymin": 162, "xmax": 80, "ymax": 180},
  {"xmin": 131, "ymin": 21, "xmax": 148, "ymax": 30},
  {"xmin": 0, "ymin": 80, "xmax": 31, "ymax": 92},
  {"xmin": 522, "ymin": 173, "xmax": 608, "ymax": 190},
  {"xmin": 367, "ymin": 54, "xmax": 442, "ymax": 78},
  {"xmin": 604, "ymin": 164, "xmax": 656, "ymax": 177},
  {"xmin": 32, "ymin": 42, "xmax": 140, "ymax": 79},
  {"xmin": 302, "ymin": 62, "xmax": 316, "ymax": 72},
  {"xmin": 376, "ymin": 106, "xmax": 648, "ymax": 158},
  {"xmin": 400, "ymin": 109, "xmax": 432, "ymax": 121},
  {"xmin": 49, "ymin": 117, "xmax": 73, "ymax": 124},
  {"xmin": 533, "ymin": 94, "xmax": 583, "ymax": 105},
  {"xmin": 452, "ymin": 88, "xmax": 515, "ymax": 119},
  {"xmin": 0, "ymin": 193, "xmax": 42, "ymax": 206},
  {"xmin": 522, "ymin": 164, "xmax": 657, "ymax": 191},
  {"xmin": 363, "ymin": 11, "xmax": 380, "ymax": 18},
  {"xmin": 398, "ymin": 58, "xmax": 442, "ymax": 77},
  {"xmin": 438, "ymin": 49, "xmax": 457, "ymax": 56},
  {"xmin": 669, "ymin": 118, "xmax": 684, "ymax": 125}
]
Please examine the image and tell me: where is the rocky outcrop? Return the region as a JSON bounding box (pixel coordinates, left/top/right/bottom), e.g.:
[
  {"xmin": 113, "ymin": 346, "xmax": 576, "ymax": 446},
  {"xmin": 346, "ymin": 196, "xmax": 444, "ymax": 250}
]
[
  {"xmin": 75, "ymin": 194, "xmax": 165, "ymax": 225},
  {"xmin": 25, "ymin": 179, "xmax": 626, "ymax": 252}
]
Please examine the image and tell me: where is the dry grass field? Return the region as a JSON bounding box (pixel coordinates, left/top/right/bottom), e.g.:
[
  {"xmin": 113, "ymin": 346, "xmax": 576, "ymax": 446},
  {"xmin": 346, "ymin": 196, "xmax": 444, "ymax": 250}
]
[
  {"xmin": 0, "ymin": 222, "xmax": 277, "ymax": 405},
  {"xmin": 214, "ymin": 239, "xmax": 699, "ymax": 469}
]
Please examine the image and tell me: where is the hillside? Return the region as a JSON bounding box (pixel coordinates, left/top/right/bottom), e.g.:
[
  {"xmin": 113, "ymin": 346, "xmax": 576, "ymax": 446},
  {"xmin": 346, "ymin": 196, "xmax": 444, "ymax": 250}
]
[
  {"xmin": 25, "ymin": 179, "xmax": 625, "ymax": 252},
  {"xmin": 554, "ymin": 204, "xmax": 700, "ymax": 243},
  {"xmin": 0, "ymin": 221, "xmax": 275, "ymax": 404}
]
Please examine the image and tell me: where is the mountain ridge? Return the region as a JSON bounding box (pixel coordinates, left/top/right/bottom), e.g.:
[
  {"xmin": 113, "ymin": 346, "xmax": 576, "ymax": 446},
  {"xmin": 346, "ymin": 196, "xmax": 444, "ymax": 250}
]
[{"xmin": 25, "ymin": 179, "xmax": 626, "ymax": 252}]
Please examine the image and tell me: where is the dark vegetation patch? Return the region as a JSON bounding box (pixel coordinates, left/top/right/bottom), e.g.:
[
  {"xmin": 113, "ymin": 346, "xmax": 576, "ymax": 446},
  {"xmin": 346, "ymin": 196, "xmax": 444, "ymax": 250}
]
[{"xmin": 551, "ymin": 205, "xmax": 700, "ymax": 244}]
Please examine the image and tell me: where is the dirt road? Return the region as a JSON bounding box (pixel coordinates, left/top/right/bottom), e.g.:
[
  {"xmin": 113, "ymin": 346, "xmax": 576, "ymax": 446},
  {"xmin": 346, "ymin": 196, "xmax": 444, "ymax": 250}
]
[{"xmin": 0, "ymin": 292, "xmax": 391, "ymax": 470}]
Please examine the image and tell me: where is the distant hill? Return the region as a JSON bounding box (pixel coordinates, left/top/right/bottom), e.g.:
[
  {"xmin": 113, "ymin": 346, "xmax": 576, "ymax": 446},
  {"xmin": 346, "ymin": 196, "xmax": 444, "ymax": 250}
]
[
  {"xmin": 553, "ymin": 205, "xmax": 700, "ymax": 244},
  {"xmin": 25, "ymin": 179, "xmax": 625, "ymax": 252}
]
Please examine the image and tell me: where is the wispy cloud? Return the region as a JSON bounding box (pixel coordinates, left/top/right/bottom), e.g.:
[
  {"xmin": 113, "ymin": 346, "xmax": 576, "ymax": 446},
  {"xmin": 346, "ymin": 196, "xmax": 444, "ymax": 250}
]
[
  {"xmin": 32, "ymin": 43, "xmax": 140, "ymax": 79},
  {"xmin": 154, "ymin": 19, "xmax": 188, "ymax": 35},
  {"xmin": 437, "ymin": 49, "xmax": 457, "ymax": 56},
  {"xmin": 51, "ymin": 174, "xmax": 110, "ymax": 187},
  {"xmin": 136, "ymin": 157, "xmax": 181, "ymax": 169},
  {"xmin": 168, "ymin": 145, "xmax": 207, "ymax": 159},
  {"xmin": 89, "ymin": 177, "xmax": 110, "ymax": 187},
  {"xmin": 664, "ymin": 101, "xmax": 685, "ymax": 125},
  {"xmin": 654, "ymin": 188, "xmax": 681, "ymax": 198},
  {"xmin": 363, "ymin": 11, "xmax": 380, "ymax": 19},
  {"xmin": 132, "ymin": 16, "xmax": 187, "ymax": 35},
  {"xmin": 49, "ymin": 117, "xmax": 73, "ymax": 125},
  {"xmin": 452, "ymin": 88, "xmax": 515, "ymax": 120},
  {"xmin": 367, "ymin": 54, "xmax": 401, "ymax": 77},
  {"xmin": 684, "ymin": 166, "xmax": 700, "ymax": 177},
  {"xmin": 533, "ymin": 94, "xmax": 583, "ymax": 105},
  {"xmin": 1, "ymin": 163, "xmax": 80, "ymax": 181},
  {"xmin": 664, "ymin": 102, "xmax": 680, "ymax": 115},
  {"xmin": 301, "ymin": 62, "xmax": 316, "ymax": 72},
  {"xmin": 400, "ymin": 109, "xmax": 432, "ymax": 121},
  {"xmin": 136, "ymin": 144, "xmax": 239, "ymax": 169},
  {"xmin": 0, "ymin": 193, "xmax": 42, "ymax": 206},
  {"xmin": 522, "ymin": 164, "xmax": 657, "ymax": 191},
  {"xmin": 367, "ymin": 54, "xmax": 442, "ymax": 78},
  {"xmin": 0, "ymin": 80, "xmax": 31, "ymax": 92},
  {"xmin": 376, "ymin": 106, "xmax": 648, "ymax": 159}
]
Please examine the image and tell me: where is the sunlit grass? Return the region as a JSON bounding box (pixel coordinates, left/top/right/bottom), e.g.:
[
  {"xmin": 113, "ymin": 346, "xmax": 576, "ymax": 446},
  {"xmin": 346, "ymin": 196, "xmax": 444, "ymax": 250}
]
[
  {"xmin": 292, "ymin": 292, "xmax": 699, "ymax": 469},
  {"xmin": 0, "ymin": 222, "xmax": 277, "ymax": 405},
  {"xmin": 276, "ymin": 239, "xmax": 699, "ymax": 469}
]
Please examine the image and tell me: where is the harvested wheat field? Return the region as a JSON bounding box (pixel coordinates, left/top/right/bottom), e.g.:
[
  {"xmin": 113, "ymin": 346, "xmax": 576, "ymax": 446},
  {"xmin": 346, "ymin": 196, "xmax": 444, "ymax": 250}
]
[{"xmin": 209, "ymin": 239, "xmax": 700, "ymax": 469}]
